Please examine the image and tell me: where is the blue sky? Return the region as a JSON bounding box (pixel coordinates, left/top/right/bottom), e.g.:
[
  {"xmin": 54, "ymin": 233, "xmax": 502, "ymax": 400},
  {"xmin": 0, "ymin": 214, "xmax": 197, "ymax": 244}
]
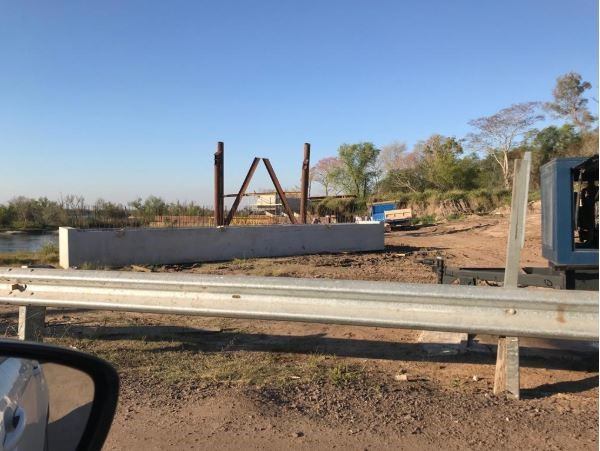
[{"xmin": 1, "ymin": 0, "xmax": 598, "ymax": 204}]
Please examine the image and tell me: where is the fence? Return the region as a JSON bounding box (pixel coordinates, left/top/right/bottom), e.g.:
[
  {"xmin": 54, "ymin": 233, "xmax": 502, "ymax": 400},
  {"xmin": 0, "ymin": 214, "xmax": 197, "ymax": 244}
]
[
  {"xmin": 71, "ymin": 210, "xmax": 358, "ymax": 229},
  {"xmin": 149, "ymin": 215, "xmax": 289, "ymax": 228}
]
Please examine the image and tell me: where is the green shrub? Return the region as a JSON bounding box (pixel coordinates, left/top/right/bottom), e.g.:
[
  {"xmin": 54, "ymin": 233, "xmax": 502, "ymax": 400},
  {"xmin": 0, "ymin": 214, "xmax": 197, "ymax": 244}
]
[
  {"xmin": 446, "ymin": 213, "xmax": 464, "ymax": 221},
  {"xmin": 314, "ymin": 197, "xmax": 365, "ymax": 218},
  {"xmin": 39, "ymin": 242, "xmax": 59, "ymax": 260},
  {"xmin": 412, "ymin": 214, "xmax": 437, "ymax": 225}
]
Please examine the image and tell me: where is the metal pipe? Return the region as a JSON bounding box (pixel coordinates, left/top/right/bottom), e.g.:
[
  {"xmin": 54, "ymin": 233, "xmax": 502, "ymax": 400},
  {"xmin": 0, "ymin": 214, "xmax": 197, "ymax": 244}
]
[
  {"xmin": 300, "ymin": 143, "xmax": 311, "ymax": 224},
  {"xmin": 1, "ymin": 268, "xmax": 597, "ymax": 340}
]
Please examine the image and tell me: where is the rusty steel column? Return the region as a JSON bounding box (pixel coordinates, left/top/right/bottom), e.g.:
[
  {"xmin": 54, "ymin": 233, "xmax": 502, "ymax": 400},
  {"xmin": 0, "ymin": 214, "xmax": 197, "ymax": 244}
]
[
  {"xmin": 214, "ymin": 142, "xmax": 224, "ymax": 226},
  {"xmin": 262, "ymin": 158, "xmax": 297, "ymax": 224},
  {"xmin": 225, "ymin": 157, "xmax": 261, "ymax": 225},
  {"xmin": 300, "ymin": 143, "xmax": 311, "ymax": 224}
]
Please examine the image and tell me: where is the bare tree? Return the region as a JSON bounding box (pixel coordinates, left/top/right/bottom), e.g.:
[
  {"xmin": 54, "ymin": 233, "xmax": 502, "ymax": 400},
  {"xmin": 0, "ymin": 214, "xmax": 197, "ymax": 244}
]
[
  {"xmin": 467, "ymin": 102, "xmax": 543, "ymax": 188},
  {"xmin": 378, "ymin": 141, "xmax": 408, "ymax": 172},
  {"xmin": 310, "ymin": 157, "xmax": 342, "ymax": 196},
  {"xmin": 383, "ymin": 150, "xmax": 423, "ymax": 193},
  {"xmin": 378, "ymin": 141, "xmax": 424, "ymax": 193},
  {"xmin": 545, "ymin": 72, "xmax": 595, "ymax": 130},
  {"xmin": 59, "ymin": 194, "xmax": 86, "ymax": 224}
]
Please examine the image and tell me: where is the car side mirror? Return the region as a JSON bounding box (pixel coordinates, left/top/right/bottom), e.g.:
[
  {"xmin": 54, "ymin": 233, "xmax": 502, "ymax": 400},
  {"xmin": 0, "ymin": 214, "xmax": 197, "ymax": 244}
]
[{"xmin": 0, "ymin": 340, "xmax": 119, "ymax": 451}]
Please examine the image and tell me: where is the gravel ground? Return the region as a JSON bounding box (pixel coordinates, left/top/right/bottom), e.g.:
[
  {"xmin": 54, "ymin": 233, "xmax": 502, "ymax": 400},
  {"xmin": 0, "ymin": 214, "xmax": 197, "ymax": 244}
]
[{"xmin": 0, "ymin": 212, "xmax": 597, "ymax": 450}]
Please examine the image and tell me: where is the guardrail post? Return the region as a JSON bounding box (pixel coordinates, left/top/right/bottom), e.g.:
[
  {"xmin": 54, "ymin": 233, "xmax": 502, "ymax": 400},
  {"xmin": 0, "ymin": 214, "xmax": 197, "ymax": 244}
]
[
  {"xmin": 18, "ymin": 306, "xmax": 46, "ymax": 342},
  {"xmin": 494, "ymin": 336, "xmax": 519, "ymax": 397},
  {"xmin": 493, "ymin": 152, "xmax": 531, "ymax": 399}
]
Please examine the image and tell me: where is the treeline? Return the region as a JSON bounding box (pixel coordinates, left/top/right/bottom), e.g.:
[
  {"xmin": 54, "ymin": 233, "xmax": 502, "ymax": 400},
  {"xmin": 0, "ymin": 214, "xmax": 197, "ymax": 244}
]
[
  {"xmin": 310, "ymin": 72, "xmax": 598, "ymax": 203},
  {"xmin": 2, "ymin": 72, "xmax": 596, "ymax": 229},
  {"xmin": 0, "ymin": 195, "xmax": 214, "ymax": 230}
]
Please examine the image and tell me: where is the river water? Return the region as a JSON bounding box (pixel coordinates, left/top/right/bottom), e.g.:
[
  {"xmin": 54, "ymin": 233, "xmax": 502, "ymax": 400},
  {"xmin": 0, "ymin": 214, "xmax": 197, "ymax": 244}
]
[{"xmin": 0, "ymin": 232, "xmax": 59, "ymax": 253}]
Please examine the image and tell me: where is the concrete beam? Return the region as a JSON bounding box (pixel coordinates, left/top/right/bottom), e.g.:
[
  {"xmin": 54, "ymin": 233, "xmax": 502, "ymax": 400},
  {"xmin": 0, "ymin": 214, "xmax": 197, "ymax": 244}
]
[{"xmin": 59, "ymin": 223, "xmax": 384, "ymax": 268}]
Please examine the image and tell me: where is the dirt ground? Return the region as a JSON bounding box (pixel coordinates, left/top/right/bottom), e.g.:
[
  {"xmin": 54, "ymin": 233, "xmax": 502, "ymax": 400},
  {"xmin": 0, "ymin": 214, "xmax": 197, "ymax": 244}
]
[{"xmin": 1, "ymin": 211, "xmax": 598, "ymax": 450}]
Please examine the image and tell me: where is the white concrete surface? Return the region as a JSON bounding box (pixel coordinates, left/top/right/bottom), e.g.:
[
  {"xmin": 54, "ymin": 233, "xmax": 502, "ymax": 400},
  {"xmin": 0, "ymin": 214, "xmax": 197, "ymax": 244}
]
[
  {"xmin": 59, "ymin": 223, "xmax": 384, "ymax": 268},
  {"xmin": 417, "ymin": 330, "xmax": 469, "ymax": 355}
]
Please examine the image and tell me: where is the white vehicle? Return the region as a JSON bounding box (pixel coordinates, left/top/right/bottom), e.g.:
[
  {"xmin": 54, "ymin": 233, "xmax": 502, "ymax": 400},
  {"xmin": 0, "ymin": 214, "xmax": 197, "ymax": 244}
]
[{"xmin": 0, "ymin": 357, "xmax": 49, "ymax": 451}]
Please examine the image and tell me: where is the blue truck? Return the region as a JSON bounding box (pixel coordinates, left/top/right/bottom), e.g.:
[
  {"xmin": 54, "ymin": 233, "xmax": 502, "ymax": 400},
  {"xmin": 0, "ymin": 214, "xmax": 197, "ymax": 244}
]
[{"xmin": 369, "ymin": 201, "xmax": 413, "ymax": 230}]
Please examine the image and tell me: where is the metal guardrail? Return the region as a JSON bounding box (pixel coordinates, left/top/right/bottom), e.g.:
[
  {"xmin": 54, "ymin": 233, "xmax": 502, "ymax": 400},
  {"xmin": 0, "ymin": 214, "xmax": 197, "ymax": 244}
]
[{"xmin": 0, "ymin": 267, "xmax": 597, "ymax": 341}]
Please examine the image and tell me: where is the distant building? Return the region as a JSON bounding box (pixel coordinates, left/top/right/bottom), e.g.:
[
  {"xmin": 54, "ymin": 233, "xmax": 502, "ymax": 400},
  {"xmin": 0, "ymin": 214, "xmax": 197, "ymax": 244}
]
[{"xmin": 252, "ymin": 192, "xmax": 301, "ymax": 215}]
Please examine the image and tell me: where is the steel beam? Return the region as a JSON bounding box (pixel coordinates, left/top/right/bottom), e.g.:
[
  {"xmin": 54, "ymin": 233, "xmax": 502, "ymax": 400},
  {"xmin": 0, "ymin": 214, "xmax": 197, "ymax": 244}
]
[
  {"xmin": 262, "ymin": 158, "xmax": 297, "ymax": 224},
  {"xmin": 225, "ymin": 157, "xmax": 261, "ymax": 226}
]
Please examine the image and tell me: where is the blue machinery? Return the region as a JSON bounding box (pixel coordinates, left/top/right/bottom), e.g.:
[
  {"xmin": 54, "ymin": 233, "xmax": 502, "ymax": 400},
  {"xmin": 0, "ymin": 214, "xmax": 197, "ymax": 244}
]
[{"xmin": 434, "ymin": 155, "xmax": 598, "ymax": 291}]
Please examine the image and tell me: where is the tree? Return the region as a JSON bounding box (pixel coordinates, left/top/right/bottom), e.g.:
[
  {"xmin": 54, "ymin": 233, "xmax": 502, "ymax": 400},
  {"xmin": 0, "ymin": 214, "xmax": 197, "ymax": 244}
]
[
  {"xmin": 9, "ymin": 197, "xmax": 41, "ymax": 228},
  {"xmin": 521, "ymin": 124, "xmax": 582, "ymax": 188},
  {"xmin": 467, "ymin": 102, "xmax": 544, "ymax": 188},
  {"xmin": 545, "ymin": 72, "xmax": 595, "ymax": 130},
  {"xmin": 94, "ymin": 199, "xmax": 128, "ymax": 220},
  {"xmin": 128, "ymin": 196, "xmax": 167, "ymax": 219},
  {"xmin": 310, "ymin": 157, "xmax": 342, "ymax": 196},
  {"xmin": 416, "ymin": 135, "xmax": 479, "ymax": 191},
  {"xmin": 59, "ymin": 194, "xmax": 86, "ymax": 225},
  {"xmin": 379, "ymin": 151, "xmax": 424, "ymax": 193},
  {"xmin": 378, "ymin": 135, "xmax": 480, "ymax": 194},
  {"xmin": 378, "ymin": 141, "xmax": 408, "ymax": 172},
  {"xmin": 0, "ymin": 204, "xmax": 12, "ymax": 227},
  {"xmin": 38, "ymin": 197, "xmax": 68, "ymax": 227},
  {"xmin": 377, "ymin": 142, "xmax": 423, "ymax": 193},
  {"xmin": 334, "ymin": 142, "xmax": 381, "ymax": 199}
]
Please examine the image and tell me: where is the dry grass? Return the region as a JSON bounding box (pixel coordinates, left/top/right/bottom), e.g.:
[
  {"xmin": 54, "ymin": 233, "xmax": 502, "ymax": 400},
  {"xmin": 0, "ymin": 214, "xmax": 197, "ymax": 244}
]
[
  {"xmin": 44, "ymin": 334, "xmax": 366, "ymax": 388},
  {"xmin": 0, "ymin": 243, "xmax": 59, "ymax": 266}
]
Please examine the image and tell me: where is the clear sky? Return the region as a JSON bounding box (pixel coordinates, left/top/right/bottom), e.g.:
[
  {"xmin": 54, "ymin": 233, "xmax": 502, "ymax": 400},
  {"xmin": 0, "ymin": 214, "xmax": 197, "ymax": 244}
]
[{"xmin": 1, "ymin": 0, "xmax": 598, "ymax": 205}]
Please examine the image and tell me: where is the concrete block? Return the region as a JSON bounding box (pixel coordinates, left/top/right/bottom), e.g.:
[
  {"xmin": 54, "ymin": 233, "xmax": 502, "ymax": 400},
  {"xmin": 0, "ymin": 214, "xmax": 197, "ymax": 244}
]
[
  {"xmin": 417, "ymin": 330, "xmax": 469, "ymax": 355},
  {"xmin": 59, "ymin": 223, "xmax": 384, "ymax": 268}
]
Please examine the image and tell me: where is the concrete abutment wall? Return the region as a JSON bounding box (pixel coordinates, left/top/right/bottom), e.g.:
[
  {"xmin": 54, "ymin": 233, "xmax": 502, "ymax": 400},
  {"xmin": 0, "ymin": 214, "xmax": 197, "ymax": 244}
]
[{"xmin": 59, "ymin": 223, "xmax": 384, "ymax": 268}]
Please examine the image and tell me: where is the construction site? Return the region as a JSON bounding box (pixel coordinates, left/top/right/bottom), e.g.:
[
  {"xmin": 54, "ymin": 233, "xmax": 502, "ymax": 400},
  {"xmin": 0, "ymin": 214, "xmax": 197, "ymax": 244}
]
[
  {"xmin": 0, "ymin": 142, "xmax": 597, "ymax": 450},
  {"xmin": 1, "ymin": 4, "xmax": 598, "ymax": 449}
]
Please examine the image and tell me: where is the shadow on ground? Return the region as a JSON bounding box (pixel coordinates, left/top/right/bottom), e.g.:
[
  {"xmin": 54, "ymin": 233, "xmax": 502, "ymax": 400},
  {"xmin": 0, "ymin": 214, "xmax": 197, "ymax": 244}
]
[
  {"xmin": 521, "ymin": 375, "xmax": 599, "ymax": 399},
  {"xmin": 36, "ymin": 324, "xmax": 600, "ymax": 374}
]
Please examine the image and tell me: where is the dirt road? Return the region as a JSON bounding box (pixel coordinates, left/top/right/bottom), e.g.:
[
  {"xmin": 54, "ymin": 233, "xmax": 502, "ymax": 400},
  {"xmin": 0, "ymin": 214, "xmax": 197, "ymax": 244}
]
[{"xmin": 0, "ymin": 212, "xmax": 597, "ymax": 450}]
